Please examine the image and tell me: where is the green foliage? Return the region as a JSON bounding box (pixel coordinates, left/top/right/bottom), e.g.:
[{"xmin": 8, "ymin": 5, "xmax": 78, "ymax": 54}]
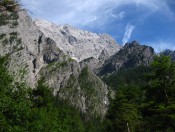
[
  {"xmin": 0, "ymin": 13, "xmax": 9, "ymax": 26},
  {"xmin": 105, "ymin": 84, "xmax": 143, "ymax": 131},
  {"xmin": 0, "ymin": 0, "xmax": 19, "ymax": 12},
  {"xmin": 2, "ymin": 52, "xmax": 175, "ymax": 131},
  {"xmin": 0, "ymin": 57, "xmax": 31, "ymax": 131},
  {"xmin": 0, "ymin": 13, "xmax": 18, "ymax": 27},
  {"xmin": 103, "ymin": 65, "xmax": 152, "ymax": 90},
  {"xmin": 46, "ymin": 61, "xmax": 68, "ymax": 72},
  {"xmin": 9, "ymin": 11, "xmax": 19, "ymax": 19},
  {"xmin": 9, "ymin": 32, "xmax": 17, "ymax": 44},
  {"xmin": 31, "ymin": 79, "xmax": 55, "ymax": 108},
  {"xmin": 141, "ymin": 55, "xmax": 175, "ymax": 131},
  {"xmin": 0, "ymin": 1, "xmax": 19, "ymax": 27},
  {"xmin": 0, "ymin": 31, "xmax": 23, "ymax": 52},
  {"xmin": 105, "ymin": 55, "xmax": 175, "ymax": 131},
  {"xmin": 79, "ymin": 67, "xmax": 94, "ymax": 95}
]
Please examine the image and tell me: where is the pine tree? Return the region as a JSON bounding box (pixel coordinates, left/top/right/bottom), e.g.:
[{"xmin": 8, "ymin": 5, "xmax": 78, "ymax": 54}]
[{"xmin": 142, "ymin": 55, "xmax": 175, "ymax": 131}]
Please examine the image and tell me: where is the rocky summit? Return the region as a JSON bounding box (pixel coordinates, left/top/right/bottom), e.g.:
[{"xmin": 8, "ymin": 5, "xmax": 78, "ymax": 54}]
[
  {"xmin": 34, "ymin": 19, "xmax": 121, "ymax": 62},
  {"xmin": 162, "ymin": 49, "xmax": 175, "ymax": 62},
  {"xmin": 98, "ymin": 41, "xmax": 155, "ymax": 75}
]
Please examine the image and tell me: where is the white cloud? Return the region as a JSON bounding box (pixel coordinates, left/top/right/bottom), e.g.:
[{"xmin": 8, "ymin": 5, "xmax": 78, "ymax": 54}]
[
  {"xmin": 19, "ymin": 0, "xmax": 174, "ymax": 27},
  {"xmin": 145, "ymin": 40, "xmax": 175, "ymax": 53},
  {"xmin": 122, "ymin": 24, "xmax": 135, "ymax": 45},
  {"xmin": 107, "ymin": 10, "xmax": 125, "ymax": 19}
]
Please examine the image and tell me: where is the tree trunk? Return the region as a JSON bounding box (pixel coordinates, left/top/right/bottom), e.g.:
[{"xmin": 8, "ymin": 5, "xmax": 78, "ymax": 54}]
[
  {"xmin": 164, "ymin": 88, "xmax": 169, "ymax": 104},
  {"xmin": 163, "ymin": 78, "xmax": 169, "ymax": 104},
  {"xmin": 127, "ymin": 122, "xmax": 130, "ymax": 132}
]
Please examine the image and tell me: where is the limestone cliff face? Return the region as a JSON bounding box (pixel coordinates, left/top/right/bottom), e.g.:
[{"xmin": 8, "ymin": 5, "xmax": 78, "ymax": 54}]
[
  {"xmin": 34, "ymin": 19, "xmax": 121, "ymax": 62},
  {"xmin": 40, "ymin": 64, "xmax": 109, "ymax": 117},
  {"xmin": 0, "ymin": 9, "xmax": 114, "ymax": 117}
]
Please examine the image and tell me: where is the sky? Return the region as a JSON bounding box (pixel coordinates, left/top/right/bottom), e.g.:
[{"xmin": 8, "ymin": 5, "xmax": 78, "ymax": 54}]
[{"xmin": 19, "ymin": 0, "xmax": 175, "ymax": 52}]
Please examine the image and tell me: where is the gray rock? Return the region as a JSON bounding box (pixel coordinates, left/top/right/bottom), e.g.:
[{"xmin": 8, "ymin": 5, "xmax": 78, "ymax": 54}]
[
  {"xmin": 98, "ymin": 41, "xmax": 155, "ymax": 75},
  {"xmin": 162, "ymin": 49, "xmax": 175, "ymax": 62},
  {"xmin": 34, "ymin": 19, "xmax": 121, "ymax": 62}
]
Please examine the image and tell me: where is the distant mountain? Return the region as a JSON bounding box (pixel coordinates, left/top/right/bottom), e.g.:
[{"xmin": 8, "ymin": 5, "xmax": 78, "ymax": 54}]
[
  {"xmin": 98, "ymin": 41, "xmax": 155, "ymax": 75},
  {"xmin": 162, "ymin": 49, "xmax": 175, "ymax": 61},
  {"xmin": 34, "ymin": 19, "xmax": 121, "ymax": 62}
]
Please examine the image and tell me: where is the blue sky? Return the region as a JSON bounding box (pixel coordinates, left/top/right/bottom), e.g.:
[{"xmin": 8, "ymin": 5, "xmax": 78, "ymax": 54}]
[{"xmin": 20, "ymin": 0, "xmax": 175, "ymax": 52}]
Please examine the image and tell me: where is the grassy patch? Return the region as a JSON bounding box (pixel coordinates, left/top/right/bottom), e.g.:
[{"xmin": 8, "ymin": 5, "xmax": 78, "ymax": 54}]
[
  {"xmin": 19, "ymin": 67, "xmax": 28, "ymax": 79},
  {"xmin": 47, "ymin": 61, "xmax": 68, "ymax": 69}
]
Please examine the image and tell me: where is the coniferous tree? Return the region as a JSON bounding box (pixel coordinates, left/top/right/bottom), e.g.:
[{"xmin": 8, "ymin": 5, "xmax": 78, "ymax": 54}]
[{"xmin": 142, "ymin": 55, "xmax": 175, "ymax": 131}]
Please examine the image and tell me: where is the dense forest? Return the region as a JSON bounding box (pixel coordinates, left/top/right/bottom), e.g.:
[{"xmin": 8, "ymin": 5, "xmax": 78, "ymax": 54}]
[
  {"xmin": 1, "ymin": 55, "xmax": 175, "ymax": 131},
  {"xmin": 104, "ymin": 55, "xmax": 175, "ymax": 131}
]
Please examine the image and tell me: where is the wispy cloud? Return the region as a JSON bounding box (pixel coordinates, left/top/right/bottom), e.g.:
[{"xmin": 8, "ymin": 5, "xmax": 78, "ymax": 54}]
[
  {"xmin": 122, "ymin": 24, "xmax": 135, "ymax": 45},
  {"xmin": 19, "ymin": 0, "xmax": 174, "ymax": 27},
  {"xmin": 106, "ymin": 10, "xmax": 125, "ymax": 19}
]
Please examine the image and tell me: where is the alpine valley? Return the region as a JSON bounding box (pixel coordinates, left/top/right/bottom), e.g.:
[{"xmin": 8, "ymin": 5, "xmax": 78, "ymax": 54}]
[{"xmin": 0, "ymin": 1, "xmax": 175, "ymax": 131}]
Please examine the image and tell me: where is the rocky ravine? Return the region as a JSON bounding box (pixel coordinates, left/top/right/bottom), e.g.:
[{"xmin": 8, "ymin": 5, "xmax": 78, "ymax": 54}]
[{"xmin": 0, "ymin": 9, "xmax": 120, "ymax": 117}]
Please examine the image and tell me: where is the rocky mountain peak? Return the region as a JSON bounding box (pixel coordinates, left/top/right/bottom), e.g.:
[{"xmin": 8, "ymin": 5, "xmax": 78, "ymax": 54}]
[
  {"xmin": 162, "ymin": 49, "xmax": 175, "ymax": 62},
  {"xmin": 98, "ymin": 41, "xmax": 155, "ymax": 75},
  {"xmin": 124, "ymin": 40, "xmax": 140, "ymax": 47},
  {"xmin": 34, "ymin": 19, "xmax": 121, "ymax": 62}
]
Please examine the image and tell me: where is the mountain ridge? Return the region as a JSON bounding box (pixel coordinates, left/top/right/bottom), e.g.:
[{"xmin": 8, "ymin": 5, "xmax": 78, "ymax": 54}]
[
  {"xmin": 34, "ymin": 19, "xmax": 121, "ymax": 62},
  {"xmin": 98, "ymin": 41, "xmax": 155, "ymax": 75}
]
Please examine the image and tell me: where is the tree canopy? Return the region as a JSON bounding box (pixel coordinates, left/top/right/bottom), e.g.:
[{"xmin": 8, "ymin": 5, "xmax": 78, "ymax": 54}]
[{"xmin": 104, "ymin": 55, "xmax": 175, "ymax": 131}]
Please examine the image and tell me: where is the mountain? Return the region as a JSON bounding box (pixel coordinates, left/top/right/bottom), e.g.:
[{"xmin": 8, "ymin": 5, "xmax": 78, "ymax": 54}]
[
  {"xmin": 0, "ymin": 9, "xmax": 117, "ymax": 117},
  {"xmin": 162, "ymin": 49, "xmax": 175, "ymax": 61},
  {"xmin": 0, "ymin": 7, "xmax": 156, "ymax": 117},
  {"xmin": 2, "ymin": 1, "xmax": 175, "ymax": 131},
  {"xmin": 98, "ymin": 41, "xmax": 155, "ymax": 75},
  {"xmin": 34, "ymin": 19, "xmax": 121, "ymax": 62}
]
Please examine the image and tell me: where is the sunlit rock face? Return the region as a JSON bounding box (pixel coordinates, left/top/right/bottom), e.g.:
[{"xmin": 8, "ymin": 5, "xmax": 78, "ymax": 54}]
[{"xmin": 34, "ymin": 19, "xmax": 121, "ymax": 62}]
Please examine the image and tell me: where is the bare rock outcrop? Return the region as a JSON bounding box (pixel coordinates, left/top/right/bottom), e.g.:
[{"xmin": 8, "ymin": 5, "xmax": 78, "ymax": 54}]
[
  {"xmin": 98, "ymin": 41, "xmax": 155, "ymax": 75},
  {"xmin": 34, "ymin": 19, "xmax": 121, "ymax": 62}
]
